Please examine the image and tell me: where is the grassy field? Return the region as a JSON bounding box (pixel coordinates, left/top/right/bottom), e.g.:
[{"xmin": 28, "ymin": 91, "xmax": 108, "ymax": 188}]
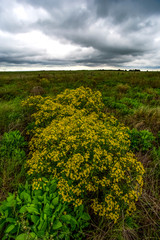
[{"xmin": 0, "ymin": 70, "xmax": 160, "ymax": 239}]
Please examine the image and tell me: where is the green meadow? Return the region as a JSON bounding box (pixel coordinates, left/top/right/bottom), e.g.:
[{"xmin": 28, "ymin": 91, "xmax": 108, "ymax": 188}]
[{"xmin": 0, "ymin": 70, "xmax": 160, "ymax": 239}]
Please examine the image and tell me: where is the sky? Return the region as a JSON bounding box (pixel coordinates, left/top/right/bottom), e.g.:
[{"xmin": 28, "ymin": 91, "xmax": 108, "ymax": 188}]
[{"xmin": 0, "ymin": 0, "xmax": 160, "ymax": 71}]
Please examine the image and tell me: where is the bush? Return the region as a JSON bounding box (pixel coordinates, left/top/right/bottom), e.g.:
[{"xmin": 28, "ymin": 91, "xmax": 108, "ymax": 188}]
[
  {"xmin": 116, "ymin": 84, "xmax": 130, "ymax": 93},
  {"xmin": 0, "ymin": 178, "xmax": 90, "ymax": 240},
  {"xmin": 40, "ymin": 78, "xmax": 50, "ymax": 88},
  {"xmin": 22, "ymin": 87, "xmax": 145, "ymax": 223},
  {"xmin": 128, "ymin": 128, "xmax": 155, "ymax": 152}
]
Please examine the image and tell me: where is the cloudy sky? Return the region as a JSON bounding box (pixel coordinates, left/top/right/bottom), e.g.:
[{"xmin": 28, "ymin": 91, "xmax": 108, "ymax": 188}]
[{"xmin": 0, "ymin": 0, "xmax": 160, "ymax": 71}]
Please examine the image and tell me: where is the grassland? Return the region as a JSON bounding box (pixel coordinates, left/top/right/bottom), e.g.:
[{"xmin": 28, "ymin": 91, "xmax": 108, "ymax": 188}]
[{"xmin": 0, "ymin": 70, "xmax": 160, "ymax": 239}]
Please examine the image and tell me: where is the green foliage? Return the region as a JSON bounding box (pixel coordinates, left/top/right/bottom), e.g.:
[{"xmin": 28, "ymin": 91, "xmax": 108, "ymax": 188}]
[
  {"xmin": 0, "ymin": 130, "xmax": 27, "ymax": 191},
  {"xmin": 103, "ymin": 96, "xmax": 133, "ymax": 115},
  {"xmin": 23, "ymin": 87, "xmax": 145, "ymax": 223},
  {"xmin": 128, "ymin": 128, "xmax": 155, "ymax": 152},
  {"xmin": 0, "ymin": 70, "xmax": 160, "ymax": 240},
  {"xmin": 0, "ymin": 130, "xmax": 26, "ymax": 160},
  {"xmin": 0, "ymin": 178, "xmax": 90, "ymax": 240},
  {"xmin": 119, "ymin": 97, "xmax": 142, "ymax": 109},
  {"xmin": 0, "ymin": 97, "xmax": 24, "ymax": 134}
]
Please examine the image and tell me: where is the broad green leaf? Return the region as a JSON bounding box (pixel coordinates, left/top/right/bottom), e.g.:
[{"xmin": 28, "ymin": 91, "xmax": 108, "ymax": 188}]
[
  {"xmin": 54, "ymin": 203, "xmax": 62, "ymax": 213},
  {"xmin": 46, "ymin": 187, "xmax": 49, "ymax": 192},
  {"xmin": 29, "ymin": 232, "xmax": 36, "ymax": 238},
  {"xmin": 52, "ymin": 231, "xmax": 59, "ymax": 237},
  {"xmin": 38, "ymin": 218, "xmax": 44, "ymax": 230},
  {"xmin": 44, "ymin": 213, "xmax": 47, "ymax": 220},
  {"xmin": 41, "ymin": 220, "xmax": 48, "ymax": 232},
  {"xmin": 52, "ymin": 220, "xmax": 62, "ymax": 230},
  {"xmin": 61, "ymin": 214, "xmax": 71, "ymax": 222},
  {"xmin": 50, "ymin": 182, "xmax": 57, "ymax": 193},
  {"xmin": 78, "ymin": 204, "xmax": 84, "ymax": 213},
  {"xmin": 20, "ymin": 192, "xmax": 31, "ymax": 203},
  {"xmin": 26, "ymin": 206, "xmax": 39, "ymax": 215},
  {"xmin": 6, "ymin": 218, "xmax": 16, "ymax": 223},
  {"xmin": 16, "ymin": 196, "xmax": 22, "ymax": 204},
  {"xmin": 19, "ymin": 206, "xmax": 27, "ymax": 214},
  {"xmin": 59, "ymin": 205, "xmax": 66, "ymax": 216},
  {"xmin": 0, "ymin": 221, "xmax": 5, "ymax": 231},
  {"xmin": 24, "ymin": 181, "xmax": 29, "ymax": 191},
  {"xmin": 52, "ymin": 197, "xmax": 59, "ymax": 206},
  {"xmin": 16, "ymin": 233, "xmax": 29, "ymax": 240},
  {"xmin": 32, "ymin": 197, "xmax": 39, "ymax": 205},
  {"xmin": 7, "ymin": 194, "xmax": 15, "ymax": 202},
  {"xmin": 37, "ymin": 230, "xmax": 45, "ymax": 238},
  {"xmin": 5, "ymin": 210, "xmax": 9, "ymax": 218},
  {"xmin": 42, "ymin": 177, "xmax": 48, "ymax": 182},
  {"xmin": 58, "ymin": 233, "xmax": 65, "ymax": 239},
  {"xmin": 80, "ymin": 212, "xmax": 91, "ymax": 221},
  {"xmin": 6, "ymin": 200, "xmax": 16, "ymax": 207},
  {"xmin": 31, "ymin": 215, "xmax": 39, "ymax": 224},
  {"xmin": 51, "ymin": 214, "xmax": 56, "ymax": 223},
  {"xmin": 44, "ymin": 203, "xmax": 51, "ymax": 215},
  {"xmin": 70, "ymin": 217, "xmax": 78, "ymax": 231},
  {"xmin": 38, "ymin": 196, "xmax": 43, "ymax": 201},
  {"xmin": 34, "ymin": 189, "xmax": 43, "ymax": 196},
  {"xmin": 5, "ymin": 224, "xmax": 15, "ymax": 233}
]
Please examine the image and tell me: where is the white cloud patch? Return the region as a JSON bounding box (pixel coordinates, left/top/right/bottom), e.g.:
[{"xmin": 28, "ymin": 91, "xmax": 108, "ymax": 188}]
[{"xmin": 13, "ymin": 3, "xmax": 50, "ymax": 23}]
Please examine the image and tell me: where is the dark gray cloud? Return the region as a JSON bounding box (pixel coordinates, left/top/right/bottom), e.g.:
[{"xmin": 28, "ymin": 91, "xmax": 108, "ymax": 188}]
[{"xmin": 0, "ymin": 0, "xmax": 160, "ymax": 70}]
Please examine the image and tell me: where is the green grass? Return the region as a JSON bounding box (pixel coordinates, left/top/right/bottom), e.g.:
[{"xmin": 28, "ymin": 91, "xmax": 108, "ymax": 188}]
[{"xmin": 0, "ymin": 70, "xmax": 160, "ymax": 239}]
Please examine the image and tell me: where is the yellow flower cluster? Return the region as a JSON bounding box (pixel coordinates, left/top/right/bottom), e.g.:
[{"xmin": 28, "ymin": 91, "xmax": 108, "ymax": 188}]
[
  {"xmin": 23, "ymin": 87, "xmax": 145, "ymax": 223},
  {"xmin": 32, "ymin": 177, "xmax": 43, "ymax": 190}
]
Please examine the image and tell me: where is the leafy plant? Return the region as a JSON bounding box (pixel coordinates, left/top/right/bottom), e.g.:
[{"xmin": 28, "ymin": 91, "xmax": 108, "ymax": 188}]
[
  {"xmin": 103, "ymin": 96, "xmax": 133, "ymax": 115},
  {"xmin": 0, "ymin": 130, "xmax": 26, "ymax": 160},
  {"xmin": 119, "ymin": 97, "xmax": 142, "ymax": 109},
  {"xmin": 0, "ymin": 178, "xmax": 90, "ymax": 240},
  {"xmin": 128, "ymin": 128, "xmax": 155, "ymax": 152}
]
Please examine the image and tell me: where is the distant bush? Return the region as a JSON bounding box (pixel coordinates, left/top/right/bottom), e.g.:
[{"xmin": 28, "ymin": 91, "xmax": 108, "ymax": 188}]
[
  {"xmin": 116, "ymin": 84, "xmax": 130, "ymax": 93},
  {"xmin": 40, "ymin": 78, "xmax": 50, "ymax": 88},
  {"xmin": 22, "ymin": 87, "xmax": 145, "ymax": 223}
]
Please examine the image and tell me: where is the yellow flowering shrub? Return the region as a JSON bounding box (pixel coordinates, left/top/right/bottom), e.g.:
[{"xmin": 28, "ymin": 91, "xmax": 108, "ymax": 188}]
[{"xmin": 22, "ymin": 87, "xmax": 145, "ymax": 223}]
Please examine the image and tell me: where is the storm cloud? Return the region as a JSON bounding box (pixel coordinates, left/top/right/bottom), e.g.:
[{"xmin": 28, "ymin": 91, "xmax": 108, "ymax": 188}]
[{"xmin": 0, "ymin": 0, "xmax": 160, "ymax": 70}]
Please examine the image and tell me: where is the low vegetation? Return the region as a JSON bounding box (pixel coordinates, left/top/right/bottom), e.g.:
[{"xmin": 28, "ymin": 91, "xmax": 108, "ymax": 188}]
[{"xmin": 0, "ymin": 70, "xmax": 160, "ymax": 239}]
